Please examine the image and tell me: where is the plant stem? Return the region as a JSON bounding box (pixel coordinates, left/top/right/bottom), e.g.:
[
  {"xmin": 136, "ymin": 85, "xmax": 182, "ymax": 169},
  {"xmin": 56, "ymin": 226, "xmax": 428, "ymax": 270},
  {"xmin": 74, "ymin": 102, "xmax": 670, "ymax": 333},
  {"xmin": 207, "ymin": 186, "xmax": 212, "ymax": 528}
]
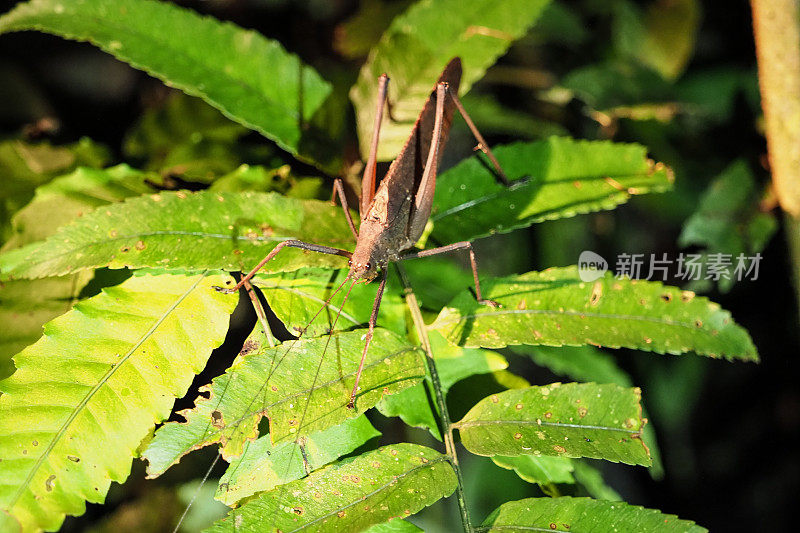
[
  {"xmin": 396, "ymin": 264, "xmax": 473, "ymax": 533},
  {"xmin": 751, "ymin": 0, "xmax": 800, "ymax": 217},
  {"xmin": 751, "ymin": 0, "xmax": 800, "ymax": 317}
]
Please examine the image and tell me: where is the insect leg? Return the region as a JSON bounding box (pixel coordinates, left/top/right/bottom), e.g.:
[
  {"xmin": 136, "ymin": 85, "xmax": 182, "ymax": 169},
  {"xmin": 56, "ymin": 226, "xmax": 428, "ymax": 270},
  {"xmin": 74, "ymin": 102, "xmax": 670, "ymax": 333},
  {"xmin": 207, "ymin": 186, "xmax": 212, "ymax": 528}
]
[
  {"xmin": 361, "ymin": 73, "xmax": 390, "ymax": 217},
  {"xmin": 331, "ymin": 177, "xmax": 359, "ymax": 240},
  {"xmin": 400, "ymin": 241, "xmax": 499, "ymax": 307},
  {"xmin": 223, "ymin": 240, "xmax": 352, "ymax": 293},
  {"xmin": 448, "ymin": 90, "xmax": 511, "ymax": 186},
  {"xmin": 347, "ymin": 269, "xmax": 388, "ymax": 409}
]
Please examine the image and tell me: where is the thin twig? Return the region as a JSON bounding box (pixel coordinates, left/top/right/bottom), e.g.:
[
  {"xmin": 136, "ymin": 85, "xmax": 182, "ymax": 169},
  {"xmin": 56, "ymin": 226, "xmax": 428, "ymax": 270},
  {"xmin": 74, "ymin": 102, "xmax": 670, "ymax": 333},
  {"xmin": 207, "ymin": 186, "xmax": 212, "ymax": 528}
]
[{"xmin": 396, "ymin": 264, "xmax": 472, "ymax": 533}]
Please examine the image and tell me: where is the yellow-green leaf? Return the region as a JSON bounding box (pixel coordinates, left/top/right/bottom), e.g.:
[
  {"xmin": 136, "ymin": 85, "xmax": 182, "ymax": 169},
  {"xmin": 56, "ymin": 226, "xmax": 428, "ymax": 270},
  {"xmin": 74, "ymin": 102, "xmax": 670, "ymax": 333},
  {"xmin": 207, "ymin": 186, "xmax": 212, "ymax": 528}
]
[{"xmin": 0, "ymin": 271, "xmax": 237, "ymax": 532}]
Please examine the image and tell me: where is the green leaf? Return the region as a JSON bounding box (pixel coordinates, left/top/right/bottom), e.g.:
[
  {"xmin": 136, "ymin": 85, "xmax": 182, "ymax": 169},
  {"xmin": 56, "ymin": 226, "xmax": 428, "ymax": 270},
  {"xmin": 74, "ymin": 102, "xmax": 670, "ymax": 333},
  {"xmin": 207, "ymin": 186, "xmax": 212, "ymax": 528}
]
[
  {"xmin": 350, "ymin": 0, "xmax": 550, "ymax": 160},
  {"xmin": 517, "ymin": 345, "xmax": 633, "ymax": 388},
  {"xmin": 491, "ymin": 455, "xmax": 576, "ymax": 485},
  {"xmin": 492, "ymin": 456, "xmax": 622, "ymax": 500},
  {"xmin": 0, "ymin": 0, "xmax": 334, "ymax": 168},
  {"xmin": 454, "ymin": 383, "xmax": 651, "ymax": 465},
  {"xmin": 1, "ymin": 165, "xmax": 157, "ymax": 380},
  {"xmin": 477, "ymin": 497, "xmax": 707, "ymax": 532},
  {"xmin": 613, "ymin": 0, "xmax": 700, "ymax": 80},
  {"xmin": 512, "ymin": 344, "xmax": 664, "ymax": 478},
  {"xmin": 377, "ymin": 330, "xmax": 507, "ymax": 439},
  {"xmin": 430, "ymin": 138, "xmax": 673, "ymax": 244},
  {"xmin": 0, "ymin": 271, "xmax": 237, "ymax": 532},
  {"xmin": 333, "ymin": 0, "xmax": 411, "ymax": 59},
  {"xmin": 208, "ymin": 164, "xmax": 324, "ymax": 200},
  {"xmin": 571, "ymin": 460, "xmax": 621, "ymax": 501},
  {"xmin": 0, "ymin": 191, "xmax": 354, "ymax": 280},
  {"xmin": 560, "ymin": 61, "xmax": 672, "ymax": 111},
  {"xmin": 252, "ymin": 268, "xmax": 406, "ymax": 337},
  {"xmin": 216, "ymin": 415, "xmax": 380, "ymax": 506},
  {"xmin": 143, "ymin": 327, "xmax": 424, "ymax": 476},
  {"xmin": 363, "ymin": 519, "xmax": 424, "ymax": 533},
  {"xmin": 206, "ymin": 443, "xmax": 456, "ymax": 533},
  {"xmin": 123, "ymin": 92, "xmax": 247, "ymax": 162},
  {"xmin": 456, "ymin": 94, "xmax": 569, "ymax": 140},
  {"xmin": 431, "ymin": 267, "xmax": 758, "ymax": 361},
  {"xmin": 0, "ymin": 138, "xmax": 109, "ymax": 243},
  {"xmin": 2, "ymin": 164, "xmax": 159, "ymax": 251},
  {"xmin": 402, "ymin": 257, "xmax": 474, "ymax": 311},
  {"xmin": 0, "ymin": 273, "xmax": 93, "ymax": 381},
  {"xmin": 679, "ymin": 160, "xmax": 777, "ymax": 293}
]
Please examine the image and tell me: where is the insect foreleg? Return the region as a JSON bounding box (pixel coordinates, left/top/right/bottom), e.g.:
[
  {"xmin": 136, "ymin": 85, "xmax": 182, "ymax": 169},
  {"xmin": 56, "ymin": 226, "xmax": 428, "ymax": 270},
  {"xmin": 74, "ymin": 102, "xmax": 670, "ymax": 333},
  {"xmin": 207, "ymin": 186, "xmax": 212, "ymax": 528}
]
[
  {"xmin": 347, "ymin": 269, "xmax": 388, "ymax": 409},
  {"xmin": 400, "ymin": 241, "xmax": 499, "ymax": 307},
  {"xmin": 448, "ymin": 90, "xmax": 511, "ymax": 186},
  {"xmin": 223, "ymin": 239, "xmax": 352, "ymax": 293}
]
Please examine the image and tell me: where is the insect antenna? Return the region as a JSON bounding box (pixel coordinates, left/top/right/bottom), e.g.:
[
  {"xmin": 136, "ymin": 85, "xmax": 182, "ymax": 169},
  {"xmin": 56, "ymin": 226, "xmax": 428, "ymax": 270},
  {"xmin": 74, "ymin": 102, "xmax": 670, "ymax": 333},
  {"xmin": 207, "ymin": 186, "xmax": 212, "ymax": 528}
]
[
  {"xmin": 256, "ymin": 275, "xmax": 359, "ymax": 533},
  {"xmin": 171, "ymin": 271, "xmax": 356, "ymax": 533}
]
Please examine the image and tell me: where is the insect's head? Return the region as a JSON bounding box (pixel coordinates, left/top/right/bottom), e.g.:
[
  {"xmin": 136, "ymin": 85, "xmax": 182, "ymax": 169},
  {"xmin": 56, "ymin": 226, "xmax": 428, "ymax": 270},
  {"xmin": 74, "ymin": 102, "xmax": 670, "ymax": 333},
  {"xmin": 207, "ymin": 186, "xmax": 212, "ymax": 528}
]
[{"xmin": 347, "ymin": 257, "xmax": 379, "ymax": 283}]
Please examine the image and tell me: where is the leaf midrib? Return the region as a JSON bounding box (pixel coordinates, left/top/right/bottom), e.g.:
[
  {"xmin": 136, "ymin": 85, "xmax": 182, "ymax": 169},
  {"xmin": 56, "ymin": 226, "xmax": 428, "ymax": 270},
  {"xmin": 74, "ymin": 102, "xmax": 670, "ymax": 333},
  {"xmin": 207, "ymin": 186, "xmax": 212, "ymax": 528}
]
[
  {"xmin": 432, "ymin": 169, "xmax": 667, "ymax": 223},
  {"xmin": 176, "ymin": 344, "xmax": 424, "ymax": 451},
  {"xmin": 455, "ymin": 419, "xmax": 639, "ymax": 434},
  {"xmin": 284, "ymin": 456, "xmax": 451, "ymax": 533},
  {"xmin": 435, "ymin": 307, "xmax": 717, "ymax": 338},
  {"xmin": 6, "ymin": 273, "xmax": 208, "ymax": 511}
]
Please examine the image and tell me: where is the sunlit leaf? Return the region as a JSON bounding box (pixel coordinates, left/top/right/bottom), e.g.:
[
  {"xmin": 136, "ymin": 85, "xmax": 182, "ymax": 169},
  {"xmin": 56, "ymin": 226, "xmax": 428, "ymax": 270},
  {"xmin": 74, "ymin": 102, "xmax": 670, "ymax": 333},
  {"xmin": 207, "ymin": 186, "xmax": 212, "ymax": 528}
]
[
  {"xmin": 430, "ymin": 138, "xmax": 673, "ymax": 244},
  {"xmin": 377, "ymin": 330, "xmax": 507, "ymax": 439},
  {"xmin": 431, "ymin": 267, "xmax": 758, "ymax": 361},
  {"xmin": 350, "ymin": 0, "xmax": 550, "ymax": 160},
  {"xmin": 363, "ymin": 519, "xmax": 424, "ymax": 533},
  {"xmin": 0, "ymin": 271, "xmax": 236, "ymax": 532},
  {"xmin": 216, "ymin": 415, "xmax": 380, "ymax": 506},
  {"xmin": 252, "ymin": 268, "xmax": 406, "ymax": 338},
  {"xmin": 512, "ymin": 344, "xmax": 664, "ymax": 478},
  {"xmin": 143, "ymin": 328, "xmax": 424, "ymax": 476},
  {"xmin": 0, "ymin": 0, "xmax": 334, "ymax": 168},
  {"xmin": 478, "ymin": 496, "xmax": 707, "ymax": 532},
  {"xmin": 1, "ymin": 165, "xmax": 158, "ymax": 380},
  {"xmin": 455, "ymin": 383, "xmax": 650, "ymax": 465},
  {"xmin": 0, "ymin": 273, "xmax": 92, "ymax": 381},
  {"xmin": 0, "ymin": 191, "xmax": 354, "ymax": 280},
  {"xmin": 207, "ymin": 444, "xmax": 456, "ymax": 533}
]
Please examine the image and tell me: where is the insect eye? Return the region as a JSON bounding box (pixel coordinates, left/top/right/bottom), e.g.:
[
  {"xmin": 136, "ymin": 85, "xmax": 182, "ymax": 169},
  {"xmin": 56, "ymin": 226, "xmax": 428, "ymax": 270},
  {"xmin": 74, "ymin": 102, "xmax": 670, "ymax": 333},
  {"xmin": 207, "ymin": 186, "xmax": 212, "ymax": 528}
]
[
  {"xmin": 366, "ymin": 262, "xmax": 372, "ymax": 270},
  {"xmin": 347, "ymin": 259, "xmax": 352, "ymax": 267}
]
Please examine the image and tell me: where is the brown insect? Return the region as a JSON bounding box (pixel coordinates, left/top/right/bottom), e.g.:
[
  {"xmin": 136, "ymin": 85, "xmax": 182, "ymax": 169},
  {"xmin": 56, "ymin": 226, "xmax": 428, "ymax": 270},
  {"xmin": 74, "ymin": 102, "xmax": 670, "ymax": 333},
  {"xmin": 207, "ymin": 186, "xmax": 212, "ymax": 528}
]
[{"xmin": 224, "ymin": 57, "xmax": 509, "ymax": 409}]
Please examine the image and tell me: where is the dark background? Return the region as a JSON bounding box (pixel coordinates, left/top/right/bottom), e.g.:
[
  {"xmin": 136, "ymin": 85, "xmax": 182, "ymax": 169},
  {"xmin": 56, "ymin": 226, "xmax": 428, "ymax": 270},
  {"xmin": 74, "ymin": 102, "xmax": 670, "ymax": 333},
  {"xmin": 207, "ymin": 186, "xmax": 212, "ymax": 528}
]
[{"xmin": 1, "ymin": 0, "xmax": 797, "ymax": 531}]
